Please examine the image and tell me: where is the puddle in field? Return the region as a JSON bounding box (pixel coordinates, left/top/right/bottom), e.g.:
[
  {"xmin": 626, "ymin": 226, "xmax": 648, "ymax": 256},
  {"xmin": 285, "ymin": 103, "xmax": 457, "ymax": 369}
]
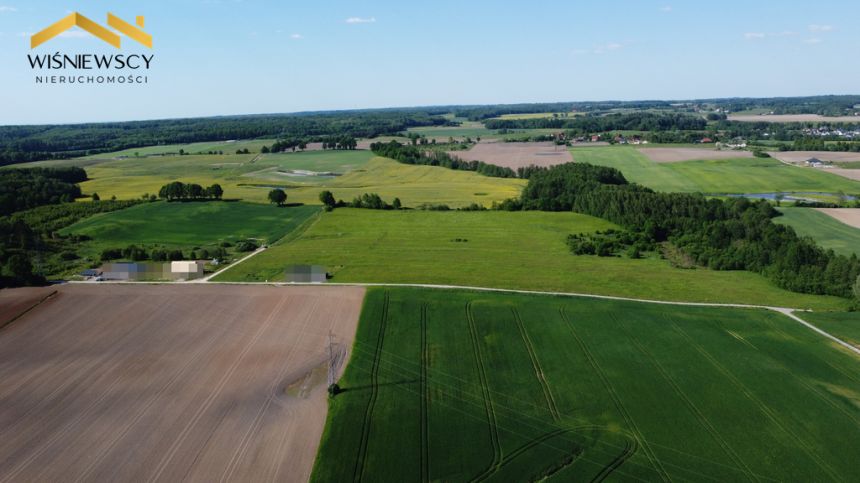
[{"xmin": 284, "ymin": 360, "xmax": 329, "ymax": 400}]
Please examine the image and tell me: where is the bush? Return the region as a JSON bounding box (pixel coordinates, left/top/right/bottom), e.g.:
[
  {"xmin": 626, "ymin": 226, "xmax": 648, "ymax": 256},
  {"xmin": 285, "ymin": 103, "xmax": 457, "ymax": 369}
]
[{"xmin": 235, "ymin": 240, "xmax": 259, "ymax": 252}]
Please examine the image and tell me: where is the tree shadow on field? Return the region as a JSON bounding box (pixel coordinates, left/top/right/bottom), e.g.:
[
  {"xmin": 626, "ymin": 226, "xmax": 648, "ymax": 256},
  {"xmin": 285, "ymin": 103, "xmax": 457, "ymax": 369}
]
[{"xmin": 339, "ymin": 378, "xmax": 419, "ymax": 393}]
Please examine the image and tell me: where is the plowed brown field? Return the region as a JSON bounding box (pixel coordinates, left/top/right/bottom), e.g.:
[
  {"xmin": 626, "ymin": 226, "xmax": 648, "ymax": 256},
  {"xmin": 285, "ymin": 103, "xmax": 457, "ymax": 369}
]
[{"xmin": 0, "ymin": 284, "xmax": 365, "ymax": 483}]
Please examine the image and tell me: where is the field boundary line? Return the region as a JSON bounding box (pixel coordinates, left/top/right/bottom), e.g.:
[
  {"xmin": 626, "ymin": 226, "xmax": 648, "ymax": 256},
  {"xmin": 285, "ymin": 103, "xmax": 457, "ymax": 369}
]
[
  {"xmin": 0, "ymin": 289, "xmax": 57, "ymax": 331},
  {"xmin": 511, "ymin": 307, "xmax": 560, "ymax": 421},
  {"xmin": 352, "ymin": 290, "xmax": 390, "ymax": 483},
  {"xmin": 214, "ymin": 282, "xmax": 860, "ymax": 359}
]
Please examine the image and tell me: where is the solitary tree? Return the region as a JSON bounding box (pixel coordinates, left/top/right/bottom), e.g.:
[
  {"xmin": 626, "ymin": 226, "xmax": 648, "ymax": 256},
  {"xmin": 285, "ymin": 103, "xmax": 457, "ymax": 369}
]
[
  {"xmin": 319, "ymin": 190, "xmax": 336, "ymax": 209},
  {"xmin": 268, "ymin": 188, "xmax": 287, "ymax": 206},
  {"xmin": 392, "ymin": 197, "xmax": 402, "ymax": 210},
  {"xmin": 91, "ymin": 193, "xmax": 100, "ymax": 201}
]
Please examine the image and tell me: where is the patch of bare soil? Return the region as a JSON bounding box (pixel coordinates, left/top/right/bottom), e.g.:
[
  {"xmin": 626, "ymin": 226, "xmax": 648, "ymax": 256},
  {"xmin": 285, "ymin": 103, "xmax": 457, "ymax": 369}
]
[
  {"xmin": 0, "ymin": 287, "xmax": 56, "ymax": 329},
  {"xmin": 0, "ymin": 284, "xmax": 365, "ymax": 483},
  {"xmin": 768, "ymin": 151, "xmax": 860, "ymax": 164},
  {"xmin": 816, "ymin": 208, "xmax": 860, "ymax": 229},
  {"xmin": 638, "ymin": 147, "xmax": 753, "ymax": 163},
  {"xmin": 449, "ymin": 142, "xmax": 572, "ymax": 169}
]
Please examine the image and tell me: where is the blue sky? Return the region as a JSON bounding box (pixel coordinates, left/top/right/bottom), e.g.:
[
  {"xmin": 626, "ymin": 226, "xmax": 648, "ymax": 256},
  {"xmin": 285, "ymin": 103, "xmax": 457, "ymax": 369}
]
[{"xmin": 0, "ymin": 0, "xmax": 857, "ymax": 124}]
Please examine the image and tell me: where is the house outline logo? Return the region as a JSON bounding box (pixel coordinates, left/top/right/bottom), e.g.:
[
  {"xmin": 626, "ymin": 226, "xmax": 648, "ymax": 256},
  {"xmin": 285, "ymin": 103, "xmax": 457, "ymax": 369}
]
[{"xmin": 30, "ymin": 12, "xmax": 152, "ymax": 49}]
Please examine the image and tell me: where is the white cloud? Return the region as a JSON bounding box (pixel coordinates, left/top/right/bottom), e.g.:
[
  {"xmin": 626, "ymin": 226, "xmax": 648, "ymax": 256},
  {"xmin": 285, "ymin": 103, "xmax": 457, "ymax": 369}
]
[
  {"xmin": 592, "ymin": 42, "xmax": 623, "ymax": 54},
  {"xmin": 290, "ymin": 33, "xmax": 303, "ymax": 39},
  {"xmin": 804, "ymin": 37, "xmax": 823, "ymax": 44},
  {"xmin": 345, "ymin": 16, "xmax": 375, "ymax": 24},
  {"xmin": 0, "ymin": 6, "xmax": 17, "ymax": 13},
  {"xmin": 744, "ymin": 32, "xmax": 766, "ymax": 40},
  {"xmin": 660, "ymin": 5, "xmax": 672, "ymax": 12},
  {"xmin": 808, "ymin": 24, "xmax": 834, "ymax": 32}
]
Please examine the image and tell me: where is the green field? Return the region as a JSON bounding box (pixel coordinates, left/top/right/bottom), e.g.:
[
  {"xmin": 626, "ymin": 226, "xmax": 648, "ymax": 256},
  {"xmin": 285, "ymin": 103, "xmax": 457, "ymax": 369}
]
[
  {"xmin": 17, "ymin": 150, "xmax": 523, "ymax": 208},
  {"xmin": 804, "ymin": 312, "xmax": 860, "ymax": 349},
  {"xmin": 215, "ymin": 209, "xmax": 847, "ymax": 309},
  {"xmin": 775, "ymin": 208, "xmax": 860, "ymax": 256},
  {"xmin": 80, "ymin": 139, "xmax": 277, "ymax": 158},
  {"xmin": 407, "ymin": 121, "xmax": 495, "ymax": 139},
  {"xmin": 60, "ymin": 201, "xmax": 318, "ymax": 246},
  {"xmin": 572, "ymin": 146, "xmax": 860, "ymax": 194},
  {"xmin": 54, "ymin": 201, "xmax": 319, "ymax": 276},
  {"xmin": 313, "ymin": 287, "xmax": 860, "ymax": 482}
]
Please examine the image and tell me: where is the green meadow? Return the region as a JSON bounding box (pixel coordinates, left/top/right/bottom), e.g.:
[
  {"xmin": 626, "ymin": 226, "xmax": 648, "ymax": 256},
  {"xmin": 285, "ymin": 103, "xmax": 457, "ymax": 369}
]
[
  {"xmin": 60, "ymin": 201, "xmax": 319, "ymax": 247},
  {"xmin": 215, "ymin": 209, "xmax": 847, "ymax": 309},
  {"xmin": 775, "ymin": 208, "xmax": 860, "ymax": 257},
  {"xmin": 20, "ymin": 151, "xmax": 524, "ymax": 208},
  {"xmin": 313, "ymin": 287, "xmax": 860, "ymax": 482},
  {"xmin": 55, "ymin": 202, "xmax": 319, "ymax": 276},
  {"xmin": 572, "ymin": 146, "xmax": 860, "ymax": 194},
  {"xmin": 80, "ymin": 138, "xmax": 277, "ymax": 158}
]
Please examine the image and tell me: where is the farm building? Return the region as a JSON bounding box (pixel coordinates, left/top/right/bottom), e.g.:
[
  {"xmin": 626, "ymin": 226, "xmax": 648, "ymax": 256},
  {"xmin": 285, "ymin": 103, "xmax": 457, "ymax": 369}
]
[
  {"xmin": 171, "ymin": 260, "xmax": 205, "ymax": 280},
  {"xmin": 285, "ymin": 265, "xmax": 327, "ymax": 283}
]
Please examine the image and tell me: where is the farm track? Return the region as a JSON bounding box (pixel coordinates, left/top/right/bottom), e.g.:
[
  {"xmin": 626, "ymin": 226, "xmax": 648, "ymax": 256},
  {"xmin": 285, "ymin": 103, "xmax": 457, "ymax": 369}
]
[
  {"xmin": 560, "ymin": 308, "xmax": 672, "ymax": 483},
  {"xmin": 591, "ymin": 438, "xmax": 638, "ymax": 483},
  {"xmin": 614, "ymin": 315, "xmax": 759, "ymax": 483},
  {"xmin": 465, "ymin": 302, "xmax": 502, "ymax": 482},
  {"xmin": 511, "ymin": 308, "xmax": 560, "ymax": 421},
  {"xmin": 419, "ymin": 303, "xmax": 430, "ymax": 483},
  {"xmin": 352, "ymin": 291, "xmax": 390, "ymax": 483},
  {"xmin": 192, "ymin": 280, "xmax": 860, "ymax": 359},
  {"xmin": 667, "ymin": 318, "xmax": 843, "ymax": 482}
]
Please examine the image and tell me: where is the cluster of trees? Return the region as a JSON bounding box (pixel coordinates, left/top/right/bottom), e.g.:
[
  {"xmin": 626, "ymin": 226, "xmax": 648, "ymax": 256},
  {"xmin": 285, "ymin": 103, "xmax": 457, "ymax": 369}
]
[
  {"xmin": 266, "ymin": 138, "xmax": 308, "ymax": 153},
  {"xmin": 317, "ymin": 190, "xmax": 401, "ymax": 210},
  {"xmin": 0, "ymin": 109, "xmax": 450, "ymax": 166},
  {"xmin": 370, "ymin": 141, "xmax": 517, "ymax": 178},
  {"xmin": 711, "ymin": 95, "xmax": 860, "ymax": 117},
  {"xmin": 157, "ymin": 182, "xmax": 223, "ymax": 201},
  {"xmin": 517, "ymin": 162, "xmax": 860, "ymax": 298},
  {"xmin": 0, "ymin": 167, "xmax": 87, "ymax": 215},
  {"xmin": 101, "ymin": 244, "xmax": 229, "ymax": 262},
  {"xmin": 484, "ymin": 112, "xmax": 707, "ymax": 132},
  {"xmin": 0, "ymin": 199, "xmax": 142, "ymax": 287},
  {"xmin": 789, "ymin": 138, "xmax": 860, "ymax": 152},
  {"xmin": 567, "ymin": 229, "xmax": 655, "ymax": 258}
]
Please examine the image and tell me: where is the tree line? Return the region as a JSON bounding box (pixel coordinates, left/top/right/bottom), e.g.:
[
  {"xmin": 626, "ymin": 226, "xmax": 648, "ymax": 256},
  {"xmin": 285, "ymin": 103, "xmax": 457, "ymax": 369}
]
[
  {"xmin": 511, "ymin": 163, "xmax": 860, "ymax": 299},
  {"xmin": 483, "ymin": 112, "xmax": 707, "ymax": 132},
  {"xmin": 370, "ymin": 140, "xmax": 517, "ymax": 178},
  {"xmin": 157, "ymin": 182, "xmax": 224, "ymax": 201}
]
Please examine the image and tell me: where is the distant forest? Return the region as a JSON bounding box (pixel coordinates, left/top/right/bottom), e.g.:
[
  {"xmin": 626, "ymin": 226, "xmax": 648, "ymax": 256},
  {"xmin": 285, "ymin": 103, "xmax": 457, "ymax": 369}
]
[{"xmin": 0, "ymin": 109, "xmax": 452, "ymax": 166}]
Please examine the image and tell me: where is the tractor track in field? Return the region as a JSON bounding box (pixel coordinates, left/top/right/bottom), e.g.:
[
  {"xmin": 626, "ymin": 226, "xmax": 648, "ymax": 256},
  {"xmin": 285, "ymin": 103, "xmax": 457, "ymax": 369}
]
[
  {"xmin": 615, "ymin": 316, "xmax": 759, "ymax": 483},
  {"xmin": 560, "ymin": 308, "xmax": 672, "ymax": 483},
  {"xmin": 419, "ymin": 303, "xmax": 430, "ymax": 483},
  {"xmin": 352, "ymin": 291, "xmax": 390, "ymax": 483},
  {"xmin": 667, "ymin": 319, "xmax": 843, "ymax": 482},
  {"xmin": 465, "ymin": 302, "xmax": 502, "ymax": 482},
  {"xmin": 511, "ymin": 308, "xmax": 560, "ymax": 421},
  {"xmin": 591, "ymin": 437, "xmax": 639, "ymax": 483}
]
